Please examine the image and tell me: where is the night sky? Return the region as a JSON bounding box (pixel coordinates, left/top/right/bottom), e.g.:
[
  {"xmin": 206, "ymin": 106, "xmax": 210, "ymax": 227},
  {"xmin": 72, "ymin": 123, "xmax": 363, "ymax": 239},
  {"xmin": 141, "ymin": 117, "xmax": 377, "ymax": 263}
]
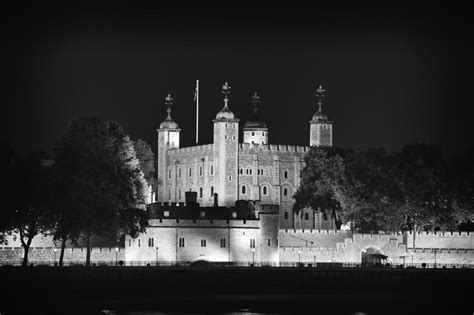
[{"xmin": 5, "ymin": 4, "xmax": 474, "ymax": 158}]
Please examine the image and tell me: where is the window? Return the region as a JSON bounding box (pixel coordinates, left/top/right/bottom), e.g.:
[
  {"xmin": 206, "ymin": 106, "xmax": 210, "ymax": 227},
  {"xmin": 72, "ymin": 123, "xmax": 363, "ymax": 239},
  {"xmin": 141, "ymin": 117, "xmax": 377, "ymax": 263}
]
[
  {"xmin": 249, "ymin": 169, "xmax": 252, "ymax": 175},
  {"xmin": 305, "ymin": 213, "xmax": 309, "ymax": 220},
  {"xmin": 168, "ymin": 189, "xmax": 171, "ymax": 200},
  {"xmin": 283, "ymin": 188, "xmax": 288, "ymax": 196},
  {"xmin": 252, "ymin": 132, "xmax": 255, "ymax": 136},
  {"xmin": 138, "ymin": 239, "xmax": 141, "ymax": 247},
  {"xmin": 225, "ymin": 135, "xmax": 228, "ymax": 140},
  {"xmin": 262, "ymin": 186, "xmax": 268, "ymax": 195},
  {"xmin": 189, "ymin": 168, "xmax": 192, "ymax": 177},
  {"xmin": 210, "ymin": 186, "xmax": 214, "ymax": 197},
  {"xmin": 284, "ymin": 212, "xmax": 289, "ymax": 220},
  {"xmin": 229, "ymin": 176, "xmax": 232, "ymax": 182},
  {"xmin": 210, "ymin": 165, "xmax": 214, "ymax": 175},
  {"xmin": 199, "ymin": 166, "xmax": 203, "ymax": 176},
  {"xmin": 148, "ymin": 238, "xmax": 154, "ymax": 247},
  {"xmin": 178, "ymin": 188, "xmax": 182, "ymax": 200},
  {"xmin": 129, "ymin": 239, "xmax": 131, "ymax": 247},
  {"xmin": 246, "ymin": 169, "xmax": 249, "ymax": 175},
  {"xmin": 178, "ymin": 168, "xmax": 182, "ymax": 178},
  {"xmin": 220, "ymin": 238, "xmax": 226, "ymax": 248},
  {"xmin": 267, "ymin": 238, "xmax": 271, "ymax": 246},
  {"xmin": 201, "ymin": 239, "xmax": 206, "ymax": 247},
  {"xmin": 250, "ymin": 238, "xmax": 256, "ymax": 248},
  {"xmin": 199, "ymin": 187, "xmax": 203, "ymax": 198},
  {"xmin": 168, "ymin": 169, "xmax": 172, "ymax": 179},
  {"xmin": 240, "ymin": 168, "xmax": 243, "ymax": 174},
  {"xmin": 179, "ymin": 237, "xmax": 185, "ymax": 247},
  {"xmin": 284, "ymin": 170, "xmax": 288, "ymax": 179},
  {"xmin": 262, "ymin": 132, "xmax": 264, "ymax": 136},
  {"xmin": 241, "ymin": 185, "xmax": 246, "ymax": 194}
]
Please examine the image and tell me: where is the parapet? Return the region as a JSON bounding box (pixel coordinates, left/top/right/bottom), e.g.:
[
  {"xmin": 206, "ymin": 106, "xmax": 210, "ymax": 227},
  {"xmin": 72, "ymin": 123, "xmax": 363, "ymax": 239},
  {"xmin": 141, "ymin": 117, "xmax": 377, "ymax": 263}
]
[
  {"xmin": 238, "ymin": 143, "xmax": 310, "ymax": 153},
  {"xmin": 168, "ymin": 144, "xmax": 213, "ymax": 156}
]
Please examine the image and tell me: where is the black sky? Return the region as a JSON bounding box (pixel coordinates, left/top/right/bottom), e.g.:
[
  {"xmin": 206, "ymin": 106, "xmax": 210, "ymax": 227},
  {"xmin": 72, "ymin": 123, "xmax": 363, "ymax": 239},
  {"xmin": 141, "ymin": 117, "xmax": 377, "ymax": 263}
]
[{"xmin": 5, "ymin": 3, "xmax": 474, "ymax": 158}]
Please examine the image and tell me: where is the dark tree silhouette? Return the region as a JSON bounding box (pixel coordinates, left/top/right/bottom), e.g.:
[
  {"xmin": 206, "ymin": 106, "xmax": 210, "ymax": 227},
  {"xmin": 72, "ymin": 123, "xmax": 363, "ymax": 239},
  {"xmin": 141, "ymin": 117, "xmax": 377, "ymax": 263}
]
[{"xmin": 53, "ymin": 117, "xmax": 149, "ymax": 266}]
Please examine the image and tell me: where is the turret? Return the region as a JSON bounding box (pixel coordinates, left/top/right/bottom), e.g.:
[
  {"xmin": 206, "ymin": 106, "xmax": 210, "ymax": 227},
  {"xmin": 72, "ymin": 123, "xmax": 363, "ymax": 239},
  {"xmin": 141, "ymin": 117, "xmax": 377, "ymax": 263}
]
[
  {"xmin": 310, "ymin": 85, "xmax": 333, "ymax": 147},
  {"xmin": 213, "ymin": 82, "xmax": 239, "ymax": 207},
  {"xmin": 157, "ymin": 94, "xmax": 181, "ymax": 202},
  {"xmin": 243, "ymin": 92, "xmax": 268, "ymax": 145}
]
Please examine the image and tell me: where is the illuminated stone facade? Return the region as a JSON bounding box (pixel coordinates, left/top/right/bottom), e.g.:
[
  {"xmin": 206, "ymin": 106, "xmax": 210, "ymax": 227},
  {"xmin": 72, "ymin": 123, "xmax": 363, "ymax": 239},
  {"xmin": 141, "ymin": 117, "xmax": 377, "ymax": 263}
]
[{"xmin": 156, "ymin": 83, "xmax": 335, "ymax": 230}]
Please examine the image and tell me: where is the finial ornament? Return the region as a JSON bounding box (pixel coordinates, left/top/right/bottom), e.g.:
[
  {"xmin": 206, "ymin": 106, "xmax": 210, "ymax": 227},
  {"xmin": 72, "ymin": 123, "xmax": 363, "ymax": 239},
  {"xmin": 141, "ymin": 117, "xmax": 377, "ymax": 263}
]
[
  {"xmin": 222, "ymin": 82, "xmax": 232, "ymax": 102},
  {"xmin": 251, "ymin": 92, "xmax": 261, "ymax": 114},
  {"xmin": 316, "ymin": 85, "xmax": 326, "ymax": 111},
  {"xmin": 165, "ymin": 93, "xmax": 174, "ymax": 118}
]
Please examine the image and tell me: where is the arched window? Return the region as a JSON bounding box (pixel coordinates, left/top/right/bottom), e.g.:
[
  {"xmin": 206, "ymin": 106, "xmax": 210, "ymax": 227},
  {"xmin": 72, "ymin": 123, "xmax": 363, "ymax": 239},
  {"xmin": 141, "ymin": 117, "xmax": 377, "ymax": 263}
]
[
  {"xmin": 168, "ymin": 189, "xmax": 172, "ymax": 200},
  {"xmin": 168, "ymin": 169, "xmax": 172, "ymax": 179},
  {"xmin": 188, "ymin": 168, "xmax": 192, "ymax": 177},
  {"xmin": 178, "ymin": 168, "xmax": 182, "ymax": 178},
  {"xmin": 262, "ymin": 186, "xmax": 268, "ymax": 195},
  {"xmin": 199, "ymin": 187, "xmax": 203, "ymax": 198},
  {"xmin": 178, "ymin": 188, "xmax": 182, "ymax": 200},
  {"xmin": 210, "ymin": 186, "xmax": 214, "ymax": 197},
  {"xmin": 284, "ymin": 170, "xmax": 288, "ymax": 179},
  {"xmin": 241, "ymin": 185, "xmax": 246, "ymax": 194},
  {"xmin": 283, "ymin": 188, "xmax": 288, "ymax": 196},
  {"xmin": 199, "ymin": 166, "xmax": 203, "ymax": 176}
]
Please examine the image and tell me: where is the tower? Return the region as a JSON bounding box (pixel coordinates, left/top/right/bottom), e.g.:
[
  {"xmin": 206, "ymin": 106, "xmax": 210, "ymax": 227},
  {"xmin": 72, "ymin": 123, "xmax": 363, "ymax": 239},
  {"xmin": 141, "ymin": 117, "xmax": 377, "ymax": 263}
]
[
  {"xmin": 213, "ymin": 82, "xmax": 239, "ymax": 207},
  {"xmin": 157, "ymin": 94, "xmax": 181, "ymax": 202},
  {"xmin": 243, "ymin": 92, "xmax": 268, "ymax": 145},
  {"xmin": 310, "ymin": 85, "xmax": 333, "ymax": 147}
]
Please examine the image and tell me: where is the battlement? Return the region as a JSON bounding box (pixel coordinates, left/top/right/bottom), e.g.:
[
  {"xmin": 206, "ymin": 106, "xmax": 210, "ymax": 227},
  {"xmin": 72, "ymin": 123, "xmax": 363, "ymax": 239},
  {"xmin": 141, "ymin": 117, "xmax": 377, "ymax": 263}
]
[
  {"xmin": 281, "ymin": 229, "xmax": 348, "ymax": 235},
  {"xmin": 148, "ymin": 218, "xmax": 260, "ymax": 228},
  {"xmin": 168, "ymin": 144, "xmax": 214, "ymax": 155},
  {"xmin": 407, "ymin": 231, "xmax": 471, "ymax": 237},
  {"xmin": 238, "ymin": 143, "xmax": 310, "ymax": 153}
]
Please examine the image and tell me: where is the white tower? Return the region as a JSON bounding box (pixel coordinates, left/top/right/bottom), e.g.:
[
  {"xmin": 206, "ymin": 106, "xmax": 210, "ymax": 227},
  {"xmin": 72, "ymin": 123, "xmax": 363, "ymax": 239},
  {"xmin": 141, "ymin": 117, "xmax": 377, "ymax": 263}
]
[
  {"xmin": 243, "ymin": 92, "xmax": 268, "ymax": 145},
  {"xmin": 213, "ymin": 82, "xmax": 239, "ymax": 207},
  {"xmin": 310, "ymin": 85, "xmax": 333, "ymax": 147},
  {"xmin": 157, "ymin": 94, "xmax": 181, "ymax": 202}
]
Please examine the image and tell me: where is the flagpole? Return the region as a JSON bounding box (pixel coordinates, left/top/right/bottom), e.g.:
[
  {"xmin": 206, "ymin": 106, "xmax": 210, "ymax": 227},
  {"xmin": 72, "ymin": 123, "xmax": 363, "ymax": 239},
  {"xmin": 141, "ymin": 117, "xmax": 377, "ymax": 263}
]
[{"xmin": 195, "ymin": 79, "xmax": 199, "ymax": 145}]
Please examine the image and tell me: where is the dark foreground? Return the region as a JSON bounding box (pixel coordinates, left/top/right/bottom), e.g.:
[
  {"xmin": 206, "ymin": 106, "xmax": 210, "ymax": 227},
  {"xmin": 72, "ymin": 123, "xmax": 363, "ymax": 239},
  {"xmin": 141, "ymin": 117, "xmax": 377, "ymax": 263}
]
[{"xmin": 0, "ymin": 266, "xmax": 472, "ymax": 314}]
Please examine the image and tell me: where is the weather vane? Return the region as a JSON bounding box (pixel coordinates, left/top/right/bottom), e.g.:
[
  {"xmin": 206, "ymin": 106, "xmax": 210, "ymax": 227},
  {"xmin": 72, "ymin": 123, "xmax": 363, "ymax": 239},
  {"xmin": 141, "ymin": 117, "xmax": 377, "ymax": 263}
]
[
  {"xmin": 222, "ymin": 82, "xmax": 232, "ymax": 101},
  {"xmin": 165, "ymin": 93, "xmax": 174, "ymax": 117},
  {"xmin": 251, "ymin": 92, "xmax": 261, "ymax": 114},
  {"xmin": 316, "ymin": 85, "xmax": 326, "ymax": 110}
]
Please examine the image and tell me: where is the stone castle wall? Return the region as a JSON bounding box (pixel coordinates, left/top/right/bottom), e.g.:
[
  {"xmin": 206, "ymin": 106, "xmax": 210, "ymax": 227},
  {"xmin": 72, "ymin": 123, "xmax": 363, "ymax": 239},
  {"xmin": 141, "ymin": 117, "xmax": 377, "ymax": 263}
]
[
  {"xmin": 125, "ymin": 217, "xmax": 275, "ymax": 263},
  {"xmin": 0, "ymin": 246, "xmax": 124, "ymax": 265},
  {"xmin": 406, "ymin": 231, "xmax": 473, "ymax": 249},
  {"xmin": 279, "ymin": 230, "xmax": 474, "ymax": 265}
]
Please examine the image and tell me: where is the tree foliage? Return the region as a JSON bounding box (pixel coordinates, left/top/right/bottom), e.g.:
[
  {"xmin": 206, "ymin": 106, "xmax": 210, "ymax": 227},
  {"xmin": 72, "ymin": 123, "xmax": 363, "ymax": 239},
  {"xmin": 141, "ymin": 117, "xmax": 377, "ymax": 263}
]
[
  {"xmin": 294, "ymin": 144, "xmax": 474, "ymax": 233},
  {"xmin": 53, "ymin": 117, "xmax": 149, "ymax": 265},
  {"xmin": 132, "ymin": 138, "xmax": 156, "ymax": 190}
]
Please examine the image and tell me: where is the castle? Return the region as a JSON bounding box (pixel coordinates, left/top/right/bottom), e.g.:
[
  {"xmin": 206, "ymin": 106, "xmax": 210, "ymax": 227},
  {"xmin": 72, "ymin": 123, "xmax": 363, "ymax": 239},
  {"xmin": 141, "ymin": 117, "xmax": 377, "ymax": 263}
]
[
  {"xmin": 156, "ymin": 83, "xmax": 335, "ymax": 231},
  {"xmin": 123, "ymin": 82, "xmax": 473, "ymax": 266},
  {"xmin": 1, "ymin": 83, "xmax": 472, "ymax": 266}
]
